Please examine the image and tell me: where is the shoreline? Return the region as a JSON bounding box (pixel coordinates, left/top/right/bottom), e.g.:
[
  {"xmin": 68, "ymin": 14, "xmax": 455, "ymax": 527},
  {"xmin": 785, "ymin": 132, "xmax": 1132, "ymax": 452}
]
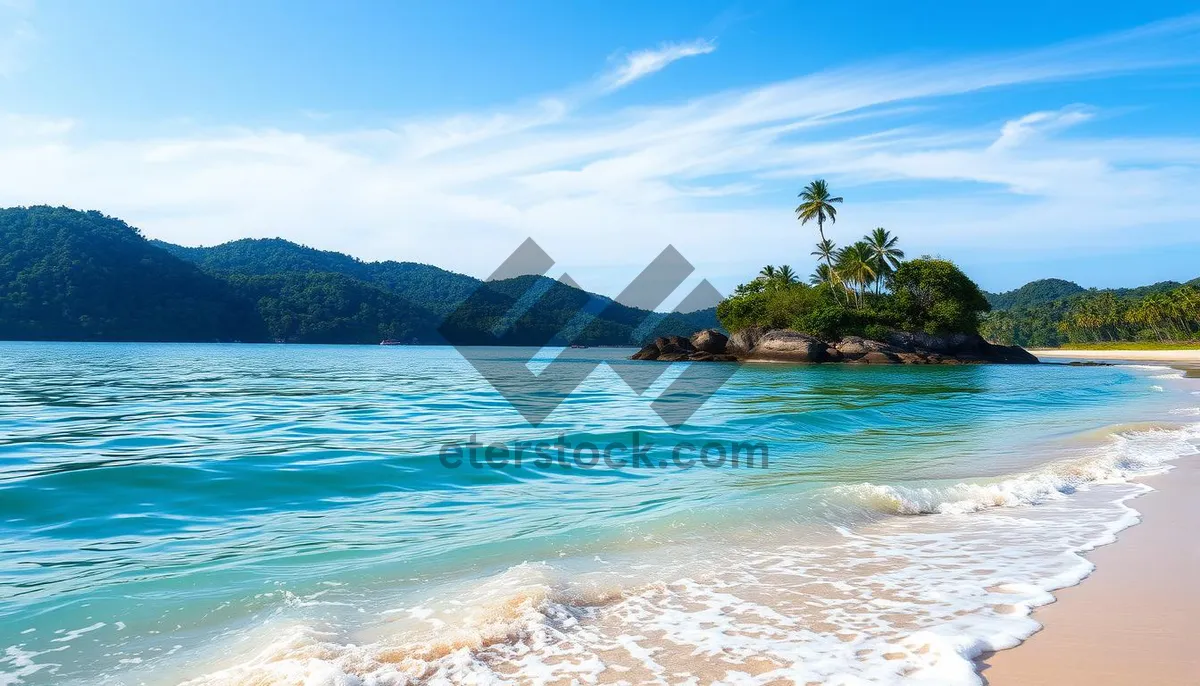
[
  {"xmin": 1032, "ymin": 348, "xmax": 1200, "ymax": 363},
  {"xmin": 979, "ymin": 455, "xmax": 1200, "ymax": 685}
]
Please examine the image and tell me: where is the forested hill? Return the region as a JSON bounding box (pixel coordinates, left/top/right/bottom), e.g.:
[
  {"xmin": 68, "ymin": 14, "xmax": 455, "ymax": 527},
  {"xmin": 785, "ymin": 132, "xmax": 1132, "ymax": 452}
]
[
  {"xmin": 151, "ymin": 238, "xmax": 482, "ymax": 317},
  {"xmin": 0, "ymin": 206, "xmax": 717, "ymax": 345},
  {"xmin": 985, "ymin": 279, "xmax": 1086, "ymax": 310},
  {"xmin": 0, "ymin": 207, "xmax": 266, "ymax": 342},
  {"xmin": 986, "ymin": 277, "xmax": 1198, "ymax": 311},
  {"xmin": 981, "ymin": 276, "xmax": 1200, "ymax": 347}
]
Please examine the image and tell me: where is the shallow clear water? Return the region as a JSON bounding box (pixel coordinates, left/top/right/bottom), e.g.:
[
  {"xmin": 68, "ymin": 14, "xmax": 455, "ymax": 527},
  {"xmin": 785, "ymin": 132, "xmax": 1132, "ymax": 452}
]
[{"xmin": 0, "ymin": 343, "xmax": 1196, "ymax": 685}]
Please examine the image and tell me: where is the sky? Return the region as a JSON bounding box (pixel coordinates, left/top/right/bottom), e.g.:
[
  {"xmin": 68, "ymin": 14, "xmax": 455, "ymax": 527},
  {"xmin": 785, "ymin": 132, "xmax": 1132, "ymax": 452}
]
[{"xmin": 2, "ymin": 0, "xmax": 1199, "ymax": 302}]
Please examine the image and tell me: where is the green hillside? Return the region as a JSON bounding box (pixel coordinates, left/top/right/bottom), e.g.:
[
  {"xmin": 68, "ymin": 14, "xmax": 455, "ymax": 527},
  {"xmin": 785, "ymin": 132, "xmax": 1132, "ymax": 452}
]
[
  {"xmin": 152, "ymin": 238, "xmax": 482, "ymax": 316},
  {"xmin": 985, "ymin": 278, "xmax": 1085, "ymax": 310},
  {"xmin": 1, "ymin": 207, "xmax": 717, "ymax": 345},
  {"xmin": 157, "ymin": 234, "xmax": 719, "ymax": 344},
  {"xmin": 0, "ymin": 207, "xmax": 263, "ymax": 342},
  {"xmin": 981, "ymin": 279, "xmax": 1199, "ymax": 347}
]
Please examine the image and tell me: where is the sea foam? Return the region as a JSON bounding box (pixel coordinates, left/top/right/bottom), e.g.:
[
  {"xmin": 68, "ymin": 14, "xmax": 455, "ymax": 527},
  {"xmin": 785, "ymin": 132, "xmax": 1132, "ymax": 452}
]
[{"xmin": 167, "ymin": 423, "xmax": 1199, "ymax": 686}]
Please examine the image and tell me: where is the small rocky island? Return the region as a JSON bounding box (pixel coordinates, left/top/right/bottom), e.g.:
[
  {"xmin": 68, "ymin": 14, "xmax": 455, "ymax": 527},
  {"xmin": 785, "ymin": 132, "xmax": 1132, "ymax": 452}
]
[
  {"xmin": 644, "ymin": 178, "xmax": 1045, "ymax": 366},
  {"xmin": 632, "ymin": 328, "xmax": 1039, "ymax": 365}
]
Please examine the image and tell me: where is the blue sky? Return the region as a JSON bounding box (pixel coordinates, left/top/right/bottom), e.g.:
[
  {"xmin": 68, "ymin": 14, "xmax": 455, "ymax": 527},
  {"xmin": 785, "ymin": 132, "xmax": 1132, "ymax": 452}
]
[{"xmin": 2, "ymin": 1, "xmax": 1199, "ymax": 300}]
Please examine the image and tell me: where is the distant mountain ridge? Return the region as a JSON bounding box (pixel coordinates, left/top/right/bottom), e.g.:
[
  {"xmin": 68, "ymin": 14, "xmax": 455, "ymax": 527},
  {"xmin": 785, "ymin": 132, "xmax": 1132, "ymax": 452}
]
[
  {"xmin": 984, "ymin": 279, "xmax": 1085, "ymax": 310},
  {"xmin": 0, "ymin": 206, "xmax": 716, "ymax": 345},
  {"xmin": 151, "ymin": 238, "xmax": 482, "ymax": 317},
  {"xmin": 985, "ymin": 277, "xmax": 1199, "ymax": 310}
]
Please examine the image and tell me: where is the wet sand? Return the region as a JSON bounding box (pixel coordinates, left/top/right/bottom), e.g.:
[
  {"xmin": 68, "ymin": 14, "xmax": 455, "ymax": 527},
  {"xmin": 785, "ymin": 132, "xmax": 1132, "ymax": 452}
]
[
  {"xmin": 1031, "ymin": 348, "xmax": 1200, "ymax": 363},
  {"xmin": 978, "ymin": 456, "xmax": 1200, "ymax": 685}
]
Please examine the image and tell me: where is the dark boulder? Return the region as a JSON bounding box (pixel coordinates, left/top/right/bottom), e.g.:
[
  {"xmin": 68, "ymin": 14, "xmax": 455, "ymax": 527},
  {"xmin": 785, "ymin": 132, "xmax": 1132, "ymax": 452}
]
[
  {"xmin": 654, "ymin": 335, "xmax": 694, "ymax": 355},
  {"xmin": 727, "ymin": 326, "xmax": 764, "ymax": 354},
  {"xmin": 861, "ymin": 351, "xmax": 900, "ymax": 364},
  {"xmin": 953, "ymin": 334, "xmax": 985, "ymax": 354},
  {"xmin": 885, "ymin": 331, "xmax": 988, "ymax": 355},
  {"xmin": 657, "ymin": 352, "xmax": 691, "ymax": 362},
  {"xmin": 631, "ymin": 343, "xmax": 660, "ymax": 360},
  {"xmin": 885, "ymin": 331, "xmax": 946, "ymax": 353},
  {"xmin": 983, "ymin": 343, "xmax": 1039, "ymax": 364},
  {"xmin": 690, "ymin": 329, "xmax": 729, "ymax": 354},
  {"xmin": 835, "ymin": 336, "xmax": 871, "ymax": 356},
  {"xmin": 748, "ymin": 330, "xmax": 830, "ymax": 362},
  {"xmin": 836, "ymin": 336, "xmax": 901, "ymax": 357}
]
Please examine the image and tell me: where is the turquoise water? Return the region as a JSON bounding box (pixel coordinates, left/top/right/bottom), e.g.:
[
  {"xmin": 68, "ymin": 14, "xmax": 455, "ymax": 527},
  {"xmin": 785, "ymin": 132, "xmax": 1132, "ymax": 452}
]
[{"xmin": 0, "ymin": 342, "xmax": 1196, "ymax": 685}]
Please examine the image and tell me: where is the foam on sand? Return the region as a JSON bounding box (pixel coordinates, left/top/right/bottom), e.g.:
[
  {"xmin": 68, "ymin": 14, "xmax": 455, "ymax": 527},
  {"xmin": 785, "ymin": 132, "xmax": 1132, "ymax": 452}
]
[{"xmin": 164, "ymin": 423, "xmax": 1198, "ymax": 686}]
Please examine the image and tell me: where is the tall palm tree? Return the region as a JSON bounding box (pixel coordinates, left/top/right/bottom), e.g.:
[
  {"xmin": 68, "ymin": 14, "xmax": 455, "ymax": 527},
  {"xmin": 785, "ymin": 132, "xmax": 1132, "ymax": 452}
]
[
  {"xmin": 758, "ymin": 265, "xmax": 776, "ymax": 282},
  {"xmin": 796, "ymin": 180, "xmax": 843, "ymax": 271},
  {"xmin": 775, "ymin": 265, "xmax": 798, "ymax": 284},
  {"xmin": 865, "ymin": 227, "xmax": 904, "ymax": 294},
  {"xmin": 834, "ymin": 241, "xmax": 877, "ymax": 308}
]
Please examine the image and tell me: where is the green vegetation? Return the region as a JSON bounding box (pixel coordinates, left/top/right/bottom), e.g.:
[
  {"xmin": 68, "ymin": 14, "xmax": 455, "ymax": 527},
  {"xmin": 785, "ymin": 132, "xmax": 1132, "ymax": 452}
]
[
  {"xmin": 890, "ymin": 259, "xmax": 991, "ymax": 334},
  {"xmin": 717, "ymin": 180, "xmax": 991, "ymax": 339},
  {"xmin": 0, "ymin": 206, "xmax": 716, "ymax": 345},
  {"xmin": 153, "ymin": 238, "xmax": 481, "ymax": 317},
  {"xmin": 981, "ymin": 285, "xmax": 1200, "ymax": 347},
  {"xmin": 0, "ymin": 207, "xmax": 264, "ymax": 342},
  {"xmin": 984, "ymin": 278, "xmax": 1085, "ymax": 310}
]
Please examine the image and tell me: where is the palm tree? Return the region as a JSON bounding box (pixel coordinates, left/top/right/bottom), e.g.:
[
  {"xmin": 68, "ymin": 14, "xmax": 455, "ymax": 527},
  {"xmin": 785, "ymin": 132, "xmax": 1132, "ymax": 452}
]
[
  {"xmin": 796, "ymin": 180, "xmax": 843, "ymax": 271},
  {"xmin": 811, "ymin": 238, "xmax": 838, "ymax": 266},
  {"xmin": 809, "ymin": 263, "xmax": 837, "ymax": 287},
  {"xmin": 775, "ymin": 265, "xmax": 798, "ymax": 284},
  {"xmin": 865, "ymin": 227, "xmax": 904, "ymax": 294},
  {"xmin": 758, "ymin": 265, "xmax": 776, "ymax": 282},
  {"xmin": 834, "ymin": 241, "xmax": 877, "ymax": 308}
]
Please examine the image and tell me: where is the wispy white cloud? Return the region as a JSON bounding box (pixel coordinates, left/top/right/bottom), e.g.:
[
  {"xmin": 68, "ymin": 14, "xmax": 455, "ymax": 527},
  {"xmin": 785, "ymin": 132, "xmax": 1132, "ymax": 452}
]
[
  {"xmin": 989, "ymin": 105, "xmax": 1094, "ymax": 151},
  {"xmin": 602, "ymin": 38, "xmax": 716, "ymax": 92},
  {"xmin": 1, "ymin": 16, "xmax": 1200, "ymax": 295}
]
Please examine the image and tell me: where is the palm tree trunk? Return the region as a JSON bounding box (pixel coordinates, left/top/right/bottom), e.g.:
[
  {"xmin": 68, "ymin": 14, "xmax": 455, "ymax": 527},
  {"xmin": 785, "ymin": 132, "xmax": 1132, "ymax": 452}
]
[{"xmin": 817, "ymin": 218, "xmax": 843, "ymax": 304}]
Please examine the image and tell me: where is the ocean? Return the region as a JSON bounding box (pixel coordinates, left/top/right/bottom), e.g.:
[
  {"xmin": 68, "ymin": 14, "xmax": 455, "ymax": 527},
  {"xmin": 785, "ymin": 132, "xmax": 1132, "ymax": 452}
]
[{"xmin": 0, "ymin": 342, "xmax": 1196, "ymax": 685}]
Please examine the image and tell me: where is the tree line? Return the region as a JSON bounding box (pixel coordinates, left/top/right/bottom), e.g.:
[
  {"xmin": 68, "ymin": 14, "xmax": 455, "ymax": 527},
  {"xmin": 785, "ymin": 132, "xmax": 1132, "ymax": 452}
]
[{"xmin": 981, "ymin": 285, "xmax": 1200, "ymax": 347}]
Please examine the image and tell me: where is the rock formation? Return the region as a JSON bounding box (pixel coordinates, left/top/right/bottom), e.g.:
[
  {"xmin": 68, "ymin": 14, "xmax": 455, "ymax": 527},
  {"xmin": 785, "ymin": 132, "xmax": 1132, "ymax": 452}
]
[{"xmin": 631, "ymin": 328, "xmax": 1038, "ymax": 364}]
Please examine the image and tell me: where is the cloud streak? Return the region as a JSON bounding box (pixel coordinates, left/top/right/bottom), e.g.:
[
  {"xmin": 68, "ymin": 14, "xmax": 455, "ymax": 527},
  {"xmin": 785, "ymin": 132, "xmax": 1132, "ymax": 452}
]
[
  {"xmin": 603, "ymin": 38, "xmax": 716, "ymax": 91},
  {"xmin": 989, "ymin": 106, "xmax": 1094, "ymax": 151}
]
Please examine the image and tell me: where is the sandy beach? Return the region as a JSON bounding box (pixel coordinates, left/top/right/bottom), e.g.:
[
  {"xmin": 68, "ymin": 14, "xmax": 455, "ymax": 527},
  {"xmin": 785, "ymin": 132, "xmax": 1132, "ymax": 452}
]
[
  {"xmin": 1031, "ymin": 348, "xmax": 1200, "ymax": 363},
  {"xmin": 979, "ymin": 455, "xmax": 1200, "ymax": 685}
]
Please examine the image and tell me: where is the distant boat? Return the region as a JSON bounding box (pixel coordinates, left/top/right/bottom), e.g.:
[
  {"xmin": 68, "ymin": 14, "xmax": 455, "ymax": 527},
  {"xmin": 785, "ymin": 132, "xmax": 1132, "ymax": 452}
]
[
  {"xmin": 380, "ymin": 339, "xmax": 403, "ymax": 346},
  {"xmin": 569, "ymin": 344, "xmax": 588, "ymax": 349}
]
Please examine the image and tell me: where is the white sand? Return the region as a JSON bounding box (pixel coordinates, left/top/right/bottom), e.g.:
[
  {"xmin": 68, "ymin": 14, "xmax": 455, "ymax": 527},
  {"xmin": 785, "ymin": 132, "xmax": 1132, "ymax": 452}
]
[
  {"xmin": 979, "ymin": 458, "xmax": 1200, "ymax": 685},
  {"xmin": 1030, "ymin": 349, "xmax": 1200, "ymax": 363}
]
